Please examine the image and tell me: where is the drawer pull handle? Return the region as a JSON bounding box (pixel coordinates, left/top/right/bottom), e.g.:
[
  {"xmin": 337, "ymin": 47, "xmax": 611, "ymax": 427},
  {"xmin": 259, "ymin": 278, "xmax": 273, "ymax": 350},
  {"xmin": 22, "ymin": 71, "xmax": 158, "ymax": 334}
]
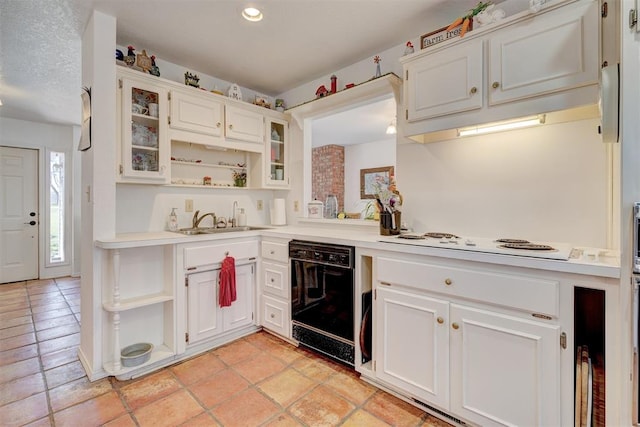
[
  {"xmin": 492, "ymin": 81, "xmax": 500, "ymax": 89},
  {"xmin": 270, "ymin": 250, "xmax": 275, "ymax": 255},
  {"xmin": 452, "ymin": 323, "xmax": 460, "ymax": 330},
  {"xmin": 470, "ymin": 86, "xmax": 477, "ymax": 94},
  {"xmin": 270, "ymin": 313, "xmax": 275, "ymax": 318},
  {"xmin": 437, "ymin": 317, "xmax": 444, "ymax": 324},
  {"xmin": 444, "ymin": 278, "xmax": 452, "ymax": 286}
]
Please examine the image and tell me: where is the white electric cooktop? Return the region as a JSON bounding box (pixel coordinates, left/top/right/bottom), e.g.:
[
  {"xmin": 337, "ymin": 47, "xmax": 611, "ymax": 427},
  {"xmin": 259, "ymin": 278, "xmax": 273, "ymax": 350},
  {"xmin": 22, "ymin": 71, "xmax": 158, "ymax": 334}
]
[{"xmin": 378, "ymin": 232, "xmax": 574, "ymax": 261}]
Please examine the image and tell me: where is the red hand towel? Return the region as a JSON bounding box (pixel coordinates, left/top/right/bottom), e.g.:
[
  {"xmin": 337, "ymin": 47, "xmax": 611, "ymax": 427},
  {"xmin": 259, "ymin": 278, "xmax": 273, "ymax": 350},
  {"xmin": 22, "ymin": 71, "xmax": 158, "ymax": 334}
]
[{"xmin": 219, "ymin": 256, "xmax": 236, "ymax": 307}]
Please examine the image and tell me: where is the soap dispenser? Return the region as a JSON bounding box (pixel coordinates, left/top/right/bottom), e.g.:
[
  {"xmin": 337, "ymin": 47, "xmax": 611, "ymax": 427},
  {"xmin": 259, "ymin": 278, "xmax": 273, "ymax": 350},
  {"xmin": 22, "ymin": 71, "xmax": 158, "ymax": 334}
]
[{"xmin": 168, "ymin": 208, "xmax": 178, "ymax": 231}]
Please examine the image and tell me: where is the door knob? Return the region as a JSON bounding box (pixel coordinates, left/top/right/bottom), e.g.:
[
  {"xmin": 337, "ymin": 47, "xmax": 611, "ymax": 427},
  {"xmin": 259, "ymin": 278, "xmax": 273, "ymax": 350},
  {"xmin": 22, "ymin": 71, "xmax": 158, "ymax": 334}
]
[
  {"xmin": 452, "ymin": 323, "xmax": 460, "ymax": 330},
  {"xmin": 437, "ymin": 317, "xmax": 444, "ymax": 324},
  {"xmin": 29, "ymin": 212, "xmax": 36, "ymax": 217},
  {"xmin": 492, "ymin": 81, "xmax": 500, "ymax": 89},
  {"xmin": 24, "ymin": 220, "xmax": 37, "ymax": 226}
]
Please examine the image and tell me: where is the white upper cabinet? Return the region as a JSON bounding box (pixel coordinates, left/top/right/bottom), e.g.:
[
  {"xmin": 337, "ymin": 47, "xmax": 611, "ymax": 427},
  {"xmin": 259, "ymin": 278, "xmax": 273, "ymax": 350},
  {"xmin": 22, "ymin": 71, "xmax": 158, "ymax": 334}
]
[
  {"xmin": 118, "ymin": 71, "xmax": 170, "ymax": 184},
  {"xmin": 225, "ymin": 105, "xmax": 264, "ymax": 144},
  {"xmin": 487, "ymin": 0, "xmax": 599, "ymax": 106},
  {"xmin": 406, "ymin": 39, "xmax": 483, "ymax": 121},
  {"xmin": 170, "ymin": 89, "xmax": 224, "ymax": 137},
  {"xmin": 400, "ymin": 0, "xmax": 600, "ymax": 137}
]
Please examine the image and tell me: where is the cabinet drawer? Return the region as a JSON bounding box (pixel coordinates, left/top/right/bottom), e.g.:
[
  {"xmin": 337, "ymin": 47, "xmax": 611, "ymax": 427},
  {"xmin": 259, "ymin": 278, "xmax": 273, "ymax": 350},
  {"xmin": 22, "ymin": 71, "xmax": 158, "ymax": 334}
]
[
  {"xmin": 377, "ymin": 257, "xmax": 559, "ymax": 317},
  {"xmin": 262, "ymin": 295, "xmax": 290, "ymax": 338},
  {"xmin": 184, "ymin": 241, "xmax": 258, "ymax": 269},
  {"xmin": 261, "ymin": 241, "xmax": 289, "ymax": 263},
  {"xmin": 263, "ymin": 261, "xmax": 289, "ymax": 298}
]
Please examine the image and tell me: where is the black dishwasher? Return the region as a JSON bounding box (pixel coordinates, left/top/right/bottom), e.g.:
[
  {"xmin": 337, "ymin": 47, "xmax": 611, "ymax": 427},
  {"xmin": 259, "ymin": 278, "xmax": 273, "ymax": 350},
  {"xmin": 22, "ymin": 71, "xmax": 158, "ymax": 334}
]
[{"xmin": 289, "ymin": 240, "xmax": 355, "ymax": 366}]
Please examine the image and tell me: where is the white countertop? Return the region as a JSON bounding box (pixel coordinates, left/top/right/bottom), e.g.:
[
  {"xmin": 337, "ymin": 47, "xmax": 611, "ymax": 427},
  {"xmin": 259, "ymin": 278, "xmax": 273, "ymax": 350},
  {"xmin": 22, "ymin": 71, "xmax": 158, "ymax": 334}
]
[{"xmin": 95, "ymin": 224, "xmax": 621, "ymax": 279}]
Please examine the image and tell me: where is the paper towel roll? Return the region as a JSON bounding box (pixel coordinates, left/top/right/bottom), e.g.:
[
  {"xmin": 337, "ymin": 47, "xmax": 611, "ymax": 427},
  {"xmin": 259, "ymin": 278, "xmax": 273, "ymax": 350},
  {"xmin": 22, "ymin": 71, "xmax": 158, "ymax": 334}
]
[{"xmin": 270, "ymin": 198, "xmax": 287, "ymax": 225}]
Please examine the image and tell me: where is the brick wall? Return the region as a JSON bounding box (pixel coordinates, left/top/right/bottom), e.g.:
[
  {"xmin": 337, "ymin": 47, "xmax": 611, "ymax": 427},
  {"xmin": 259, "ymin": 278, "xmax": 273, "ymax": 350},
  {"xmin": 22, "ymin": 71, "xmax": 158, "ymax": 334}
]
[{"xmin": 312, "ymin": 145, "xmax": 344, "ymax": 212}]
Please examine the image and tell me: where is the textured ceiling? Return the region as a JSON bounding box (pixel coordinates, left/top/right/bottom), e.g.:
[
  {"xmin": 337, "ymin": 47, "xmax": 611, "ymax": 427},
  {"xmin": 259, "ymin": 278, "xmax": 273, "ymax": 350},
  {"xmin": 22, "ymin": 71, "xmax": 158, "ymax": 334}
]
[{"xmin": 0, "ymin": 0, "xmax": 520, "ymax": 128}]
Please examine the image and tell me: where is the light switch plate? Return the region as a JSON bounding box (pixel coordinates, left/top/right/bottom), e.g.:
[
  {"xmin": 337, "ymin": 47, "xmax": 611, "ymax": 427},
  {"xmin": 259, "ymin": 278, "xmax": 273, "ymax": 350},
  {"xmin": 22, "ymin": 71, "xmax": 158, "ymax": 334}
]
[
  {"xmin": 293, "ymin": 200, "xmax": 299, "ymax": 212},
  {"xmin": 257, "ymin": 200, "xmax": 263, "ymax": 211},
  {"xmin": 185, "ymin": 199, "xmax": 193, "ymax": 212}
]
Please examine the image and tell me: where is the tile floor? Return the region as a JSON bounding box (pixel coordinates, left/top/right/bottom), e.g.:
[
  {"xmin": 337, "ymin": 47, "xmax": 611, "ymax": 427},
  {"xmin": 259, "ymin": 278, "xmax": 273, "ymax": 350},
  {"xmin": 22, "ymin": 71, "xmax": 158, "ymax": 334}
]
[{"xmin": 0, "ymin": 277, "xmax": 453, "ymax": 427}]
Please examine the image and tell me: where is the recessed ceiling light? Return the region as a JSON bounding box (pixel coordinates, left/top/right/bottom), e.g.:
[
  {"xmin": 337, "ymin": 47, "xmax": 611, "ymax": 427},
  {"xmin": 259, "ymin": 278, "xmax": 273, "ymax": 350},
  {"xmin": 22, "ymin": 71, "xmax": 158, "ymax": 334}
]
[{"xmin": 242, "ymin": 7, "xmax": 263, "ymax": 22}]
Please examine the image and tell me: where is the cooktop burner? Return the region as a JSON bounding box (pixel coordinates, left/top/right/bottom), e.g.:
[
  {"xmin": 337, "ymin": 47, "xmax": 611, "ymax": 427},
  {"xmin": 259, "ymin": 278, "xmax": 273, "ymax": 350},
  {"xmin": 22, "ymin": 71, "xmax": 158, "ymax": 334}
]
[
  {"xmin": 398, "ymin": 234, "xmax": 426, "ymax": 240},
  {"xmin": 495, "ymin": 238, "xmax": 530, "ymax": 244},
  {"xmin": 498, "ymin": 243, "xmax": 557, "ymax": 251},
  {"xmin": 424, "ymin": 232, "xmax": 460, "ymax": 239}
]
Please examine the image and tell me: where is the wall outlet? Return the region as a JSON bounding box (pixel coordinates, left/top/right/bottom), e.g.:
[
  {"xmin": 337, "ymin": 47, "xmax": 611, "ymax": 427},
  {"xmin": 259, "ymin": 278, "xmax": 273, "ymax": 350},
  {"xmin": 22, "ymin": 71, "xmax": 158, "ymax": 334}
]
[
  {"xmin": 293, "ymin": 200, "xmax": 299, "ymax": 212},
  {"xmin": 257, "ymin": 200, "xmax": 263, "ymax": 211},
  {"xmin": 185, "ymin": 199, "xmax": 193, "ymax": 213}
]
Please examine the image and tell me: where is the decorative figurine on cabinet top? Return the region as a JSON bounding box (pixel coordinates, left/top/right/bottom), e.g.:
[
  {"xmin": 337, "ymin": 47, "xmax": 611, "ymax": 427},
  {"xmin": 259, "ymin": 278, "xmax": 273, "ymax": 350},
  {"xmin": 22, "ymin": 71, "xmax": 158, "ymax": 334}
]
[
  {"xmin": 373, "ymin": 55, "xmax": 381, "ymax": 78},
  {"xmin": 404, "ymin": 41, "xmax": 415, "ymax": 55},
  {"xmin": 149, "ymin": 55, "xmax": 160, "ymax": 77},
  {"xmin": 184, "ymin": 71, "xmax": 200, "ymax": 88},
  {"xmin": 228, "ymin": 83, "xmax": 243, "ymax": 101},
  {"xmin": 315, "ymin": 85, "xmax": 328, "ymax": 98},
  {"xmin": 124, "ymin": 45, "xmax": 136, "ymax": 67},
  {"xmin": 136, "ymin": 49, "xmax": 152, "ymax": 73}
]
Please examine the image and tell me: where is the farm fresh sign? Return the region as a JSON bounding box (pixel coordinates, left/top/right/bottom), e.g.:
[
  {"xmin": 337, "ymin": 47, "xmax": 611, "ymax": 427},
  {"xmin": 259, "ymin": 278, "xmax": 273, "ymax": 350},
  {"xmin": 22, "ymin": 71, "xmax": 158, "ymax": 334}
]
[{"xmin": 420, "ymin": 21, "xmax": 472, "ymax": 49}]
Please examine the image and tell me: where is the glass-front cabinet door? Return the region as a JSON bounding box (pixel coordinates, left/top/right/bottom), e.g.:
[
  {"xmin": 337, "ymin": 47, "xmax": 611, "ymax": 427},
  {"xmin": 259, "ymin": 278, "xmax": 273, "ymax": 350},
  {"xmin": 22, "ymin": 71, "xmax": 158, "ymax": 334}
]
[
  {"xmin": 119, "ymin": 75, "xmax": 169, "ymax": 183},
  {"xmin": 266, "ymin": 118, "xmax": 288, "ymax": 187}
]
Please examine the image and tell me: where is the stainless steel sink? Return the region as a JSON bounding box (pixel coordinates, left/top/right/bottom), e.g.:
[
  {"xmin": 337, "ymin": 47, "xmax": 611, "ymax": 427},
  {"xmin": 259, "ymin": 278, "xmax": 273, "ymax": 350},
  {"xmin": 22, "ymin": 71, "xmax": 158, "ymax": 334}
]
[{"xmin": 175, "ymin": 226, "xmax": 267, "ymax": 235}]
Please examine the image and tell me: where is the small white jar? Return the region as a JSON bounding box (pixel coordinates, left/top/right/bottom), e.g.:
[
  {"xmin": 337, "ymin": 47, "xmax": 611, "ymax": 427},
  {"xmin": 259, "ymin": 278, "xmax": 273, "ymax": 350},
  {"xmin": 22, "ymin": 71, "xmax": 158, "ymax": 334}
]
[{"xmin": 307, "ymin": 200, "xmax": 323, "ymax": 219}]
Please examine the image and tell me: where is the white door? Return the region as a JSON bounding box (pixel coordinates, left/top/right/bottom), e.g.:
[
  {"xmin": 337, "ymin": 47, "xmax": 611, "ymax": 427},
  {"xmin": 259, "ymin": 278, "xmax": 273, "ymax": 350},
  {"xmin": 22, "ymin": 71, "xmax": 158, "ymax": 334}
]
[
  {"xmin": 449, "ymin": 304, "xmax": 561, "ymax": 427},
  {"xmin": 225, "ymin": 105, "xmax": 264, "ymax": 143},
  {"xmin": 405, "ymin": 39, "xmax": 483, "ymax": 122},
  {"xmin": 0, "ymin": 147, "xmax": 39, "ymax": 283},
  {"xmin": 487, "ymin": 0, "xmax": 598, "ymax": 106},
  {"xmin": 222, "ymin": 263, "xmax": 255, "ymax": 331},
  {"xmin": 375, "ymin": 285, "xmax": 450, "ymax": 409},
  {"xmin": 187, "ymin": 269, "xmax": 223, "ymax": 344}
]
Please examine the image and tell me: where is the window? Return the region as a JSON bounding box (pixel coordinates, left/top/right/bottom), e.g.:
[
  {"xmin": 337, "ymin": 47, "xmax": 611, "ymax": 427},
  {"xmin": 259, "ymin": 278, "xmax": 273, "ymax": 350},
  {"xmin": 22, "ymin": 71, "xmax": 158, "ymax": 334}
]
[{"xmin": 48, "ymin": 151, "xmax": 66, "ymax": 264}]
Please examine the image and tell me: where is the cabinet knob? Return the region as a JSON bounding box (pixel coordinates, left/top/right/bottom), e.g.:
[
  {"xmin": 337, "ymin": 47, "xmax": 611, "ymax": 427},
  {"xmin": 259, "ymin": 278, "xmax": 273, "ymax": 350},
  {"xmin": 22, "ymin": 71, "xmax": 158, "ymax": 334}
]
[
  {"xmin": 452, "ymin": 322, "xmax": 460, "ymax": 330},
  {"xmin": 270, "ymin": 313, "xmax": 275, "ymax": 318},
  {"xmin": 444, "ymin": 278, "xmax": 452, "ymax": 286},
  {"xmin": 229, "ymin": 124, "xmax": 233, "ymax": 130},
  {"xmin": 216, "ymin": 122, "xmax": 221, "ymax": 128},
  {"xmin": 470, "ymin": 86, "xmax": 477, "ymax": 94},
  {"xmin": 437, "ymin": 317, "xmax": 444, "ymax": 324},
  {"xmin": 270, "ymin": 250, "xmax": 275, "ymax": 255},
  {"xmin": 492, "ymin": 81, "xmax": 500, "ymax": 89},
  {"xmin": 270, "ymin": 278, "xmax": 275, "ymax": 282}
]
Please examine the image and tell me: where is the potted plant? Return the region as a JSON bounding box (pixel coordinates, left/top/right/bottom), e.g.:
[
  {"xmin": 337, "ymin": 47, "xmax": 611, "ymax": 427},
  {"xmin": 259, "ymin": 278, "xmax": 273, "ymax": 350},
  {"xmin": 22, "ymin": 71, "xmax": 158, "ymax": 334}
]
[{"xmin": 233, "ymin": 167, "xmax": 247, "ymax": 187}]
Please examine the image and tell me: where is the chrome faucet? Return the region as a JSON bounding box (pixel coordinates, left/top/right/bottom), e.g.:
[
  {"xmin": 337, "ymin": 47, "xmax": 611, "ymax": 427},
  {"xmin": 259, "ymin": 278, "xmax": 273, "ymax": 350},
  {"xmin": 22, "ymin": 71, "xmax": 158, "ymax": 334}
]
[{"xmin": 192, "ymin": 210, "xmax": 216, "ymax": 228}]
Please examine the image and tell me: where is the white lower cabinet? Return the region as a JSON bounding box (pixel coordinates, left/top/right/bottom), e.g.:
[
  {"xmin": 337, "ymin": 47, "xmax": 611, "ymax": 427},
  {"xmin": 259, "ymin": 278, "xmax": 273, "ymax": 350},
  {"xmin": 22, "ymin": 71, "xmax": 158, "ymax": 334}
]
[
  {"xmin": 449, "ymin": 304, "xmax": 561, "ymax": 427},
  {"xmin": 259, "ymin": 237, "xmax": 291, "ymax": 338},
  {"xmin": 262, "ymin": 294, "xmax": 289, "ymax": 337},
  {"xmin": 186, "ymin": 263, "xmax": 255, "ymax": 345},
  {"xmin": 375, "ymin": 286, "xmax": 449, "ymax": 409},
  {"xmin": 373, "ymin": 254, "xmax": 562, "ymax": 426}
]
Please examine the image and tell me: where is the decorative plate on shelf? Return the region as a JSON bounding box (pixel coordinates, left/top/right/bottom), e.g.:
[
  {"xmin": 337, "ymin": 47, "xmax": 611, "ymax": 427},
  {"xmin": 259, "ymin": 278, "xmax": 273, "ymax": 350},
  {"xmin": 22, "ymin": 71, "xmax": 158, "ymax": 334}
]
[{"xmin": 228, "ymin": 83, "xmax": 243, "ymax": 101}]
